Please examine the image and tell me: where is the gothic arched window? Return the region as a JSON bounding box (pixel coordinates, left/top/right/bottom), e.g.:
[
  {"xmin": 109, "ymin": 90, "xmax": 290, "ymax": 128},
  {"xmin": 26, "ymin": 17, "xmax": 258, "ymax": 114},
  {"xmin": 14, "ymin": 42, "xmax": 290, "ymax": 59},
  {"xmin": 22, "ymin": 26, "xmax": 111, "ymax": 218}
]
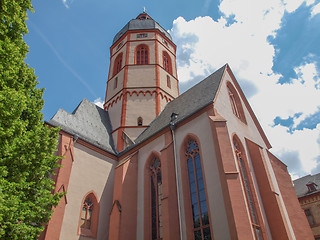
[
  {"xmin": 227, "ymin": 82, "xmax": 246, "ymax": 124},
  {"xmin": 80, "ymin": 197, "xmax": 93, "ymax": 229},
  {"xmin": 113, "ymin": 53, "xmax": 123, "ymax": 76},
  {"xmin": 233, "ymin": 136, "xmax": 262, "ymax": 239},
  {"xmin": 150, "ymin": 158, "xmax": 162, "ymax": 240},
  {"xmin": 137, "ymin": 117, "xmax": 143, "ymax": 126},
  {"xmin": 186, "ymin": 139, "xmax": 212, "ymax": 240},
  {"xmin": 136, "ymin": 45, "xmax": 149, "ymax": 65},
  {"xmin": 162, "ymin": 51, "xmax": 172, "ymax": 74},
  {"xmin": 78, "ymin": 192, "xmax": 99, "ymax": 237}
]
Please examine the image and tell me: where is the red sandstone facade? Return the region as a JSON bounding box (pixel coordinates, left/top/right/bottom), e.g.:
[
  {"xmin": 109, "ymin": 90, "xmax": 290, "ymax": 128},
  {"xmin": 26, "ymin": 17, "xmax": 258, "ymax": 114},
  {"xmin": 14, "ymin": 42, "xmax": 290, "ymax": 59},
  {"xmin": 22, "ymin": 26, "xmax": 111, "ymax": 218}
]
[{"xmin": 42, "ymin": 13, "xmax": 313, "ymax": 240}]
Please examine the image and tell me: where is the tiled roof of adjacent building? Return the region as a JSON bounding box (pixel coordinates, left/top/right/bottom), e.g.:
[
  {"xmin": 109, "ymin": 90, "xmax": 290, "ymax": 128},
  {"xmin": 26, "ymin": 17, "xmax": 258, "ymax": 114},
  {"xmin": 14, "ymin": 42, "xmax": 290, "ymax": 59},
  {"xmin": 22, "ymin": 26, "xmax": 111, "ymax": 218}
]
[
  {"xmin": 46, "ymin": 99, "xmax": 117, "ymax": 154},
  {"xmin": 112, "ymin": 13, "xmax": 172, "ymax": 44},
  {"xmin": 133, "ymin": 64, "xmax": 227, "ymax": 146},
  {"xmin": 293, "ymin": 173, "xmax": 320, "ymax": 198}
]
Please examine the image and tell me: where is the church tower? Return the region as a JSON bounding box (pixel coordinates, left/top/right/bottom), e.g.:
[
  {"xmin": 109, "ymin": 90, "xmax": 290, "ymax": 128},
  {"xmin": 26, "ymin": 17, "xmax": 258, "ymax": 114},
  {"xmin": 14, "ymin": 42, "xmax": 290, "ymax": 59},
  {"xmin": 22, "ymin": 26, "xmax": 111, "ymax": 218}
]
[{"xmin": 104, "ymin": 13, "xmax": 179, "ymax": 152}]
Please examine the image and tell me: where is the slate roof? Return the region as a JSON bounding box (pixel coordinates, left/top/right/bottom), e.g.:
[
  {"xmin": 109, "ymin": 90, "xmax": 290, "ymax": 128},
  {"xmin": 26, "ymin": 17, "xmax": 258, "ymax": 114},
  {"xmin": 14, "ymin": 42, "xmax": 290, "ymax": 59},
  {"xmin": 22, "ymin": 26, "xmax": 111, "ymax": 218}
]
[
  {"xmin": 293, "ymin": 173, "xmax": 320, "ymax": 198},
  {"xmin": 46, "ymin": 99, "xmax": 116, "ymax": 154},
  {"xmin": 113, "ymin": 15, "xmax": 172, "ymax": 44},
  {"xmin": 134, "ymin": 64, "xmax": 227, "ymax": 145}
]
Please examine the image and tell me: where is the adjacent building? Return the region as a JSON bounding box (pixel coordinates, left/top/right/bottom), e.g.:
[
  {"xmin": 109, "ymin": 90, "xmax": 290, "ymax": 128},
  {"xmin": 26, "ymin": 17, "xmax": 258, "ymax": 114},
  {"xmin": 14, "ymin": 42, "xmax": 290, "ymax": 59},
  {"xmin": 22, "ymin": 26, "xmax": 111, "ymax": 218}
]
[
  {"xmin": 294, "ymin": 173, "xmax": 320, "ymax": 239},
  {"xmin": 40, "ymin": 12, "xmax": 313, "ymax": 240}
]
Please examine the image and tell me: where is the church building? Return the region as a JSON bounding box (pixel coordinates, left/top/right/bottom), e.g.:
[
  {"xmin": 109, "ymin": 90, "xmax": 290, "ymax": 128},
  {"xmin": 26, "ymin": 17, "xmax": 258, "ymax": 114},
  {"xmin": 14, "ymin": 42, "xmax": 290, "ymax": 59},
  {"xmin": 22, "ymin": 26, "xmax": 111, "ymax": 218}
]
[{"xmin": 41, "ymin": 12, "xmax": 313, "ymax": 240}]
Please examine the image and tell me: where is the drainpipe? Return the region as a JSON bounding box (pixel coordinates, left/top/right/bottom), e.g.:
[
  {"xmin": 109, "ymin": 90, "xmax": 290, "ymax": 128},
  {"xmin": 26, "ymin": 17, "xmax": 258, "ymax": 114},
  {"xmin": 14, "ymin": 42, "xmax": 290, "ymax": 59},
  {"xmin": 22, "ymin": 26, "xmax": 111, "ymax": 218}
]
[{"xmin": 170, "ymin": 113, "xmax": 183, "ymax": 240}]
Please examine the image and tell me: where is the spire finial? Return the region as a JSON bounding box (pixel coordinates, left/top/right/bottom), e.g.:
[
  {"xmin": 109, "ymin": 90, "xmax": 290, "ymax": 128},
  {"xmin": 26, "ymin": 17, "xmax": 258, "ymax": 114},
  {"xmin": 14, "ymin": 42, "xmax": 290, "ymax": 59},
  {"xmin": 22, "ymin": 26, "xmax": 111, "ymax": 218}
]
[{"xmin": 143, "ymin": 6, "xmax": 146, "ymax": 13}]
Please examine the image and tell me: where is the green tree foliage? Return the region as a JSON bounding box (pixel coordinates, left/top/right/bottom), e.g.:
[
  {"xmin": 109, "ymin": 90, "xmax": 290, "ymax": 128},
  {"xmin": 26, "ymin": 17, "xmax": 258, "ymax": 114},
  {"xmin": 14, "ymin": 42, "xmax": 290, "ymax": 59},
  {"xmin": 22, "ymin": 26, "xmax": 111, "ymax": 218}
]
[{"xmin": 0, "ymin": 0, "xmax": 63, "ymax": 238}]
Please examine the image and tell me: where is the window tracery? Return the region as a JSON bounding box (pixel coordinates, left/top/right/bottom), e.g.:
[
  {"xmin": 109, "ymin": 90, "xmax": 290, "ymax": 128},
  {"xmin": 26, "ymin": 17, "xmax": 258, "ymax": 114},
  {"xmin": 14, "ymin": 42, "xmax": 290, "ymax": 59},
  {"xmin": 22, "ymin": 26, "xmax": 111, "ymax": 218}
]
[
  {"xmin": 185, "ymin": 139, "xmax": 211, "ymax": 240},
  {"xmin": 80, "ymin": 197, "xmax": 93, "ymax": 230},
  {"xmin": 78, "ymin": 192, "xmax": 99, "ymax": 237}
]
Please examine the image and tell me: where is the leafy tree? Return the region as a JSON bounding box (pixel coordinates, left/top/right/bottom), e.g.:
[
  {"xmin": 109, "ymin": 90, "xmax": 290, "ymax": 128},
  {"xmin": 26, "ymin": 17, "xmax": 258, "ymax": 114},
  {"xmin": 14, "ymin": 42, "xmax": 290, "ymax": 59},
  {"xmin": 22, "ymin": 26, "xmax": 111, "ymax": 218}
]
[{"xmin": 0, "ymin": 0, "xmax": 63, "ymax": 238}]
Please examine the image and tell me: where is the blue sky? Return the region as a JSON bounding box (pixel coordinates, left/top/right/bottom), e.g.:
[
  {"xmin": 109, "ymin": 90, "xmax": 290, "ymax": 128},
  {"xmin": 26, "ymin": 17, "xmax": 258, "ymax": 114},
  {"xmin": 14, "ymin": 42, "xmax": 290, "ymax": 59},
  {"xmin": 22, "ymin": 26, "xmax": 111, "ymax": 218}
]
[{"xmin": 24, "ymin": 0, "xmax": 320, "ymax": 179}]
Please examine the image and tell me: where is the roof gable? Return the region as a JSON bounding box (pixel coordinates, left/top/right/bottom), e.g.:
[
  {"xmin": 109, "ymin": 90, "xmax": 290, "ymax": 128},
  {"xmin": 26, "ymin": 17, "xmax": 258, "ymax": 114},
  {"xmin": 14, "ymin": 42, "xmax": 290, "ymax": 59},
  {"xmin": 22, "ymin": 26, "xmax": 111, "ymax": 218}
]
[{"xmin": 217, "ymin": 66, "xmax": 272, "ymax": 149}]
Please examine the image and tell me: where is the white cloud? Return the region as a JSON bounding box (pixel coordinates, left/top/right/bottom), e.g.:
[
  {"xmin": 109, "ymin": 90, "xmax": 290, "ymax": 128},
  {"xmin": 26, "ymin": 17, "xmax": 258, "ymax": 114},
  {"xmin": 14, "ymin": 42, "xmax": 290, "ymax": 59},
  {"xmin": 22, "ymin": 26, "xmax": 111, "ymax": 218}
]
[
  {"xmin": 311, "ymin": 3, "xmax": 320, "ymax": 17},
  {"xmin": 94, "ymin": 98, "xmax": 104, "ymax": 109},
  {"xmin": 170, "ymin": 0, "xmax": 320, "ymax": 177},
  {"xmin": 62, "ymin": 0, "xmax": 74, "ymax": 8}
]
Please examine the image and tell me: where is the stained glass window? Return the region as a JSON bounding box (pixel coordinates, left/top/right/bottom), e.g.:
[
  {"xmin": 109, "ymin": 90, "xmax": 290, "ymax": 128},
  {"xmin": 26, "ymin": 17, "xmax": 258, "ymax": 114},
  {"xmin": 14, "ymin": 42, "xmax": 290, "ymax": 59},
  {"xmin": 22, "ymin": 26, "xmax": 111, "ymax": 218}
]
[
  {"xmin": 80, "ymin": 197, "xmax": 93, "ymax": 230},
  {"xmin": 186, "ymin": 139, "xmax": 212, "ymax": 240},
  {"xmin": 150, "ymin": 158, "xmax": 162, "ymax": 240}
]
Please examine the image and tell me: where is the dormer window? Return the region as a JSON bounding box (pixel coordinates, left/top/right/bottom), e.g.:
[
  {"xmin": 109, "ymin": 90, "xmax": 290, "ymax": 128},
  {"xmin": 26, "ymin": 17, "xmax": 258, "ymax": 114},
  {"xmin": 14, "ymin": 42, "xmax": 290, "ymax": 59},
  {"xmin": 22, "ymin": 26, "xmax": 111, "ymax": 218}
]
[{"xmin": 306, "ymin": 182, "xmax": 317, "ymax": 192}]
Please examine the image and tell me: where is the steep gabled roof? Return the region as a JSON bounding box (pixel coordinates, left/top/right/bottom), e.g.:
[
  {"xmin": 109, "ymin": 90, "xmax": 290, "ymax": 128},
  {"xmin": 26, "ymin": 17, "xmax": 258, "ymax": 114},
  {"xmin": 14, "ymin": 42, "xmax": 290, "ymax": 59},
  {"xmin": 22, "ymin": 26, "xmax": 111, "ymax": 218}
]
[
  {"xmin": 134, "ymin": 65, "xmax": 227, "ymax": 145},
  {"xmin": 46, "ymin": 99, "xmax": 116, "ymax": 154},
  {"xmin": 293, "ymin": 173, "xmax": 320, "ymax": 198}
]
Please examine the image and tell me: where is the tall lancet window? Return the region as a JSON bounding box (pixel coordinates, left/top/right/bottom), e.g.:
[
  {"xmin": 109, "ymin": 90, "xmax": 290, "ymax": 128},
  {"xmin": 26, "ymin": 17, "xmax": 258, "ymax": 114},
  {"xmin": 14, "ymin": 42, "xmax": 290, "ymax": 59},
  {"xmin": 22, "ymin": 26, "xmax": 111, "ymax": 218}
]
[
  {"xmin": 186, "ymin": 139, "xmax": 212, "ymax": 240},
  {"xmin": 150, "ymin": 158, "xmax": 162, "ymax": 240},
  {"xmin": 227, "ymin": 82, "xmax": 247, "ymax": 124},
  {"xmin": 136, "ymin": 45, "xmax": 149, "ymax": 65},
  {"xmin": 228, "ymin": 86, "xmax": 240, "ymax": 118},
  {"xmin": 233, "ymin": 137, "xmax": 262, "ymax": 240},
  {"xmin": 162, "ymin": 51, "xmax": 172, "ymax": 74},
  {"xmin": 78, "ymin": 192, "xmax": 99, "ymax": 238},
  {"xmin": 113, "ymin": 53, "xmax": 123, "ymax": 76}
]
